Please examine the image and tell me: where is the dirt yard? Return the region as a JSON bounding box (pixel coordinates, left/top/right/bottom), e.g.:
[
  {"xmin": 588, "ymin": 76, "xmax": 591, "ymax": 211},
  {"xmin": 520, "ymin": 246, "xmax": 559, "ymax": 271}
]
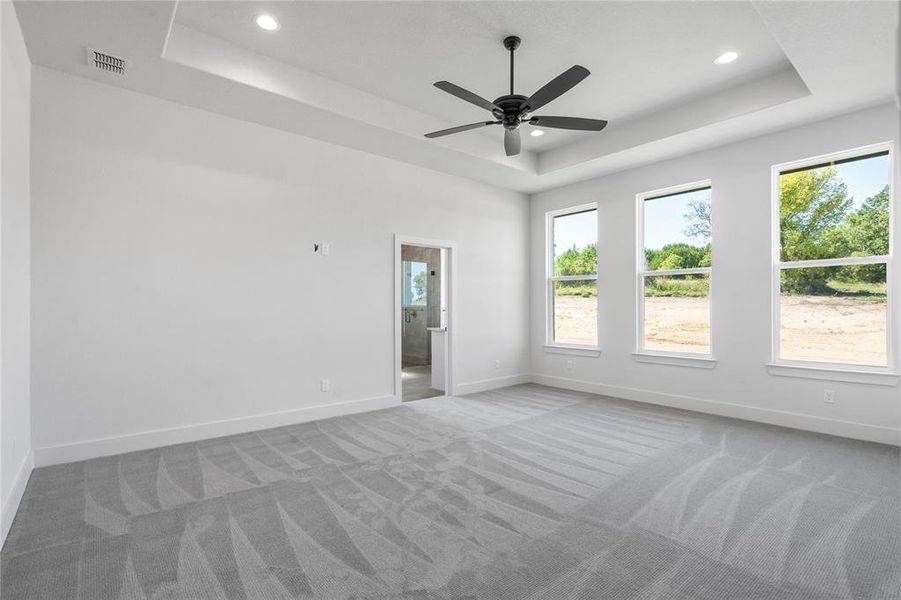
[
  {"xmin": 779, "ymin": 295, "xmax": 887, "ymax": 366},
  {"xmin": 553, "ymin": 295, "xmax": 598, "ymax": 347},
  {"xmin": 554, "ymin": 295, "xmax": 887, "ymax": 366},
  {"xmin": 643, "ymin": 297, "xmax": 710, "ymax": 354}
]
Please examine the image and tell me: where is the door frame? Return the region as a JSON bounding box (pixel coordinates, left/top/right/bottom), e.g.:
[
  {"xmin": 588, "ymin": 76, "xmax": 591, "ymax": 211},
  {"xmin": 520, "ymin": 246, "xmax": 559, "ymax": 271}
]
[{"xmin": 394, "ymin": 235, "xmax": 457, "ymax": 400}]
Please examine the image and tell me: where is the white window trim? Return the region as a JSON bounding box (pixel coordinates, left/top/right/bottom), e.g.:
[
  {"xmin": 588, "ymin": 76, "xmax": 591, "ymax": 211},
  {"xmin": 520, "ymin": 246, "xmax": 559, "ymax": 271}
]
[
  {"xmin": 546, "ymin": 203, "xmax": 599, "ymax": 350},
  {"xmin": 765, "ymin": 363, "xmax": 899, "ymax": 386},
  {"xmin": 635, "ymin": 180, "xmax": 715, "ymax": 362},
  {"xmin": 544, "ymin": 344, "xmax": 601, "ymax": 357},
  {"xmin": 770, "ymin": 141, "xmax": 897, "ymax": 378},
  {"xmin": 633, "ymin": 351, "xmax": 716, "ymax": 369}
]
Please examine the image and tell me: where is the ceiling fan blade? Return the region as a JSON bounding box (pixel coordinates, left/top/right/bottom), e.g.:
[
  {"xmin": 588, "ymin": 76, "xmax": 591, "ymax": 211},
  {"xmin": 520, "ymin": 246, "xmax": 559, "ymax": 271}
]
[
  {"xmin": 434, "ymin": 81, "xmax": 502, "ymax": 113},
  {"xmin": 504, "ymin": 128, "xmax": 521, "ymax": 156},
  {"xmin": 522, "ymin": 65, "xmax": 590, "ymax": 113},
  {"xmin": 529, "ymin": 116, "xmax": 608, "ymax": 131},
  {"xmin": 424, "ymin": 121, "xmax": 499, "ymax": 138}
]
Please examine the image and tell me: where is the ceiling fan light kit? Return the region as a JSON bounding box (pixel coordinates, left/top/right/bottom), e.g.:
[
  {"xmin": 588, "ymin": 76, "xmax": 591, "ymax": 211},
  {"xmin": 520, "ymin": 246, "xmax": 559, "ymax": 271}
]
[{"xmin": 425, "ymin": 35, "xmax": 608, "ymax": 156}]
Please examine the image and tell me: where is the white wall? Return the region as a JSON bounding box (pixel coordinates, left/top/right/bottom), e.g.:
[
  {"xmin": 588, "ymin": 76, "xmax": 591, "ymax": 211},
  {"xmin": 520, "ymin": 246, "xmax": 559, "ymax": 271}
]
[
  {"xmin": 530, "ymin": 103, "xmax": 900, "ymax": 445},
  {"xmin": 25, "ymin": 64, "xmax": 901, "ymax": 472},
  {"xmin": 0, "ymin": 1, "xmax": 33, "ymax": 542},
  {"xmin": 30, "ymin": 68, "xmax": 530, "ymax": 463}
]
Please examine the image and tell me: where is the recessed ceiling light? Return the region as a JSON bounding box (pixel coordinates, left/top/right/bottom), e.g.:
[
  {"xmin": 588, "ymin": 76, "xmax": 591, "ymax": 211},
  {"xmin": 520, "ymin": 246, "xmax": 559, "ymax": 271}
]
[
  {"xmin": 255, "ymin": 14, "xmax": 280, "ymax": 31},
  {"xmin": 530, "ymin": 129, "xmax": 545, "ymax": 137},
  {"xmin": 714, "ymin": 51, "xmax": 739, "ymax": 65}
]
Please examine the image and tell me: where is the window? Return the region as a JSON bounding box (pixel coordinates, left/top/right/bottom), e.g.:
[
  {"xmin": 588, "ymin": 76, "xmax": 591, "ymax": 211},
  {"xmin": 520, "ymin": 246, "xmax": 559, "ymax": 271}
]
[
  {"xmin": 403, "ymin": 261, "xmax": 427, "ymax": 306},
  {"xmin": 637, "ymin": 183, "xmax": 712, "ymax": 356},
  {"xmin": 773, "ymin": 145, "xmax": 893, "ymax": 369},
  {"xmin": 547, "ymin": 204, "xmax": 598, "ymax": 347}
]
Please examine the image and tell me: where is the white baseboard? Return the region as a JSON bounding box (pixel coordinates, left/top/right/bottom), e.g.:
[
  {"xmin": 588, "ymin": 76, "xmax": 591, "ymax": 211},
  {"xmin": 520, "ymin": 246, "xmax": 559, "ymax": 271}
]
[
  {"xmin": 530, "ymin": 373, "xmax": 901, "ymax": 446},
  {"xmin": 456, "ymin": 374, "xmax": 531, "ymax": 396},
  {"xmin": 34, "ymin": 395, "xmax": 400, "ymax": 467},
  {"xmin": 1, "ymin": 450, "xmax": 34, "ymax": 547},
  {"xmin": 29, "ymin": 372, "xmax": 900, "ymax": 470}
]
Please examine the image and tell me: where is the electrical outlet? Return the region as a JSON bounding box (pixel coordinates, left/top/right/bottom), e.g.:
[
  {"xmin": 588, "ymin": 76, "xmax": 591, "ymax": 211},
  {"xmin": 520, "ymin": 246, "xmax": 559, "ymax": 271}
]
[
  {"xmin": 322, "ymin": 243, "xmax": 330, "ymax": 256},
  {"xmin": 565, "ymin": 359, "xmax": 574, "ymax": 370},
  {"xmin": 824, "ymin": 389, "xmax": 835, "ymax": 404},
  {"xmin": 313, "ymin": 242, "xmax": 321, "ymax": 255},
  {"xmin": 494, "ymin": 360, "xmax": 501, "ymax": 370},
  {"xmin": 321, "ymin": 379, "xmax": 330, "ymax": 392}
]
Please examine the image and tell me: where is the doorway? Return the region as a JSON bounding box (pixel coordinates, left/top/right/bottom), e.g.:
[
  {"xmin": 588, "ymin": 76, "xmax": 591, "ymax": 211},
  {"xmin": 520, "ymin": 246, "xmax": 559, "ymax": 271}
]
[{"xmin": 395, "ymin": 236, "xmax": 454, "ymax": 402}]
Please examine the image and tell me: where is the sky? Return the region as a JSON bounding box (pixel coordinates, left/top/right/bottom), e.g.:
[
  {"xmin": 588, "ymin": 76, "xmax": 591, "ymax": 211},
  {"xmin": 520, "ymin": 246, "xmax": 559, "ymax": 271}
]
[
  {"xmin": 834, "ymin": 153, "xmax": 890, "ymax": 211},
  {"xmin": 553, "ymin": 210, "xmax": 596, "ymax": 258},
  {"xmin": 553, "ymin": 153, "xmax": 890, "ymax": 253},
  {"xmin": 644, "ymin": 188, "xmax": 710, "ymax": 251}
]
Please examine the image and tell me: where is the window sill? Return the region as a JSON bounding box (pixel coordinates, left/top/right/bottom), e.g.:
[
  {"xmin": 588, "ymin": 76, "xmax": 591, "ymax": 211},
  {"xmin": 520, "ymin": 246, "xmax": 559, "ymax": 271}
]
[
  {"xmin": 544, "ymin": 344, "xmax": 601, "ymax": 357},
  {"xmin": 766, "ymin": 363, "xmax": 899, "ymax": 386},
  {"xmin": 633, "ymin": 352, "xmax": 717, "ymax": 369}
]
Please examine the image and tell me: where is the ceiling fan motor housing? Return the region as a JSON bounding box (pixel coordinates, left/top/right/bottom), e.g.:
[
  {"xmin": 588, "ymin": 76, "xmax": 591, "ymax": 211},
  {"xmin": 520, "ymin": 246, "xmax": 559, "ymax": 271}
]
[{"xmin": 494, "ymin": 95, "xmax": 528, "ymax": 129}]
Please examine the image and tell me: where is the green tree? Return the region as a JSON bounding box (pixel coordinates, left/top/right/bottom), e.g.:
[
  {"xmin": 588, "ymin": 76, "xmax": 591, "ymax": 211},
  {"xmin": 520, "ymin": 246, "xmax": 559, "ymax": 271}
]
[
  {"xmin": 829, "ymin": 185, "xmax": 889, "ymax": 283},
  {"xmin": 645, "ymin": 243, "xmax": 709, "ymax": 271},
  {"xmin": 555, "ymin": 244, "xmax": 597, "ymax": 287},
  {"xmin": 412, "ymin": 270, "xmax": 427, "ymax": 304},
  {"xmin": 658, "ymin": 253, "xmax": 684, "ymax": 270},
  {"xmin": 554, "ymin": 244, "xmax": 598, "ymax": 275},
  {"xmin": 779, "ymin": 167, "xmax": 851, "ymax": 292},
  {"xmin": 700, "ymin": 245, "xmax": 712, "ymax": 268}
]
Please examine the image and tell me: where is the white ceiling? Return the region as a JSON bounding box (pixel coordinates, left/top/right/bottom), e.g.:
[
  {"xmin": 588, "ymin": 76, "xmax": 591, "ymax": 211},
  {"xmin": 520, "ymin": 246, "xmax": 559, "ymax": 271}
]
[
  {"xmin": 12, "ymin": 1, "xmax": 900, "ymax": 193},
  {"xmin": 173, "ymin": 1, "xmax": 791, "ymax": 152}
]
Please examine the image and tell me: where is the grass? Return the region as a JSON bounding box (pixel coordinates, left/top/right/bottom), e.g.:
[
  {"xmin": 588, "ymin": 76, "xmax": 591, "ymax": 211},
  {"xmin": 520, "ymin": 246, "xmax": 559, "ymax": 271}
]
[
  {"xmin": 554, "ymin": 279, "xmax": 709, "ymax": 299},
  {"xmin": 555, "ymin": 284, "xmax": 597, "ymax": 298},
  {"xmin": 795, "ymin": 280, "xmax": 887, "ymax": 302},
  {"xmin": 644, "ymin": 277, "xmax": 709, "ymax": 298},
  {"xmin": 556, "ymin": 278, "xmax": 885, "ymax": 301}
]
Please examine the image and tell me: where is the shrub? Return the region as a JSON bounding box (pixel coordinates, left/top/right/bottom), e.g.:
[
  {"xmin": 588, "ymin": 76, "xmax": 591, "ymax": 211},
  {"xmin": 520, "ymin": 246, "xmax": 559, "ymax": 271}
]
[
  {"xmin": 645, "ymin": 243, "xmax": 710, "ymax": 271},
  {"xmin": 644, "ymin": 277, "xmax": 709, "ymax": 297}
]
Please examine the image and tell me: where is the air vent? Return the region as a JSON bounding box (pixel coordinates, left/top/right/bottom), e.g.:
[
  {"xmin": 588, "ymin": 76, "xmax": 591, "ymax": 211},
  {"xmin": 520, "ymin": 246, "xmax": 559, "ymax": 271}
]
[{"xmin": 86, "ymin": 47, "xmax": 128, "ymax": 75}]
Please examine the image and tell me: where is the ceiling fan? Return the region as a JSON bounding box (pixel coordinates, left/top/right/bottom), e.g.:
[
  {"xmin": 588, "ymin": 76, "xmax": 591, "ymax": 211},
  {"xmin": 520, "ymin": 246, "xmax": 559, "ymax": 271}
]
[{"xmin": 425, "ymin": 36, "xmax": 608, "ymax": 157}]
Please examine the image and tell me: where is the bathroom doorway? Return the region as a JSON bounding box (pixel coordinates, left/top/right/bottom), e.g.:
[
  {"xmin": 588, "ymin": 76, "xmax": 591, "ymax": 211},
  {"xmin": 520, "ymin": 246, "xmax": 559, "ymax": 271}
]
[{"xmin": 394, "ymin": 236, "xmax": 454, "ymax": 402}]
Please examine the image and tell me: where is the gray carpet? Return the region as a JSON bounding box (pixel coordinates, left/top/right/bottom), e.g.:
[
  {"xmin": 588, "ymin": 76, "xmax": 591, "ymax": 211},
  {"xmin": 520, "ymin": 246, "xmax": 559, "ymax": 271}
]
[{"xmin": 2, "ymin": 384, "xmax": 899, "ymax": 599}]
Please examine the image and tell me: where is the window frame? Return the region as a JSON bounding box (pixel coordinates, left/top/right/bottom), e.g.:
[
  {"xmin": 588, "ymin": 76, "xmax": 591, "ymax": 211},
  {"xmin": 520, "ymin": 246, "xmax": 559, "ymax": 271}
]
[
  {"xmin": 545, "ymin": 203, "xmax": 599, "ymax": 351},
  {"xmin": 402, "ymin": 260, "xmax": 428, "ymax": 307},
  {"xmin": 635, "ymin": 180, "xmax": 714, "ymax": 360},
  {"xmin": 770, "ymin": 142, "xmax": 895, "ymax": 373}
]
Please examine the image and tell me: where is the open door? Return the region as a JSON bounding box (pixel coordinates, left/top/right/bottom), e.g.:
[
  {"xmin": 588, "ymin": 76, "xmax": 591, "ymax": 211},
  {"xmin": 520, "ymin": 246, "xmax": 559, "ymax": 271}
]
[{"xmin": 395, "ymin": 236, "xmax": 454, "ymax": 402}]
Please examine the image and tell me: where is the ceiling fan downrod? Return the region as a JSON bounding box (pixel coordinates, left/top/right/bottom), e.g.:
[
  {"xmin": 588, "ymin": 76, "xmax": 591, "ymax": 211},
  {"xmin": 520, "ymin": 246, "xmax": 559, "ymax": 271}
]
[{"xmin": 504, "ymin": 35, "xmax": 520, "ymax": 95}]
